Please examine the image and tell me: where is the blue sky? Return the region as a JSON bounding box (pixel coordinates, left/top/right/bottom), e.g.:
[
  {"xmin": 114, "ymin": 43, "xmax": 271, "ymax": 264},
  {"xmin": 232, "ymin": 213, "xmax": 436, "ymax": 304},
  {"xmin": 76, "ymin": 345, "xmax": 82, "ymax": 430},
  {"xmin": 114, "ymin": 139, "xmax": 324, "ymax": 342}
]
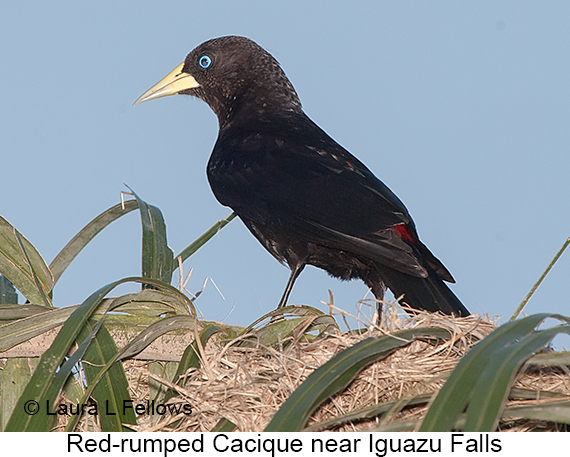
[{"xmin": 2, "ymin": 2, "xmax": 569, "ymax": 328}]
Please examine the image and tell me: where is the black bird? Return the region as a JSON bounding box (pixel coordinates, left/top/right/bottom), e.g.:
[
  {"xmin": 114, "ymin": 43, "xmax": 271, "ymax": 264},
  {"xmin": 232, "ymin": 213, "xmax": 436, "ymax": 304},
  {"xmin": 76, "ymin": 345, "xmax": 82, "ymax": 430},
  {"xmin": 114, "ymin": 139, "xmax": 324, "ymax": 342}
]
[{"xmin": 135, "ymin": 36, "xmax": 469, "ymax": 319}]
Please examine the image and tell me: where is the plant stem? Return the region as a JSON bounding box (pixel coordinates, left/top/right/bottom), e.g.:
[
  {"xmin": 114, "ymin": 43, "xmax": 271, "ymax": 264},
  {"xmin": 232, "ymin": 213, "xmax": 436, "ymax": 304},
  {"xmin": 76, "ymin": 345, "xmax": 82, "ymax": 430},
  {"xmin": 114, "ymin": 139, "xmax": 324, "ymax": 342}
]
[{"xmin": 510, "ymin": 237, "xmax": 570, "ymax": 321}]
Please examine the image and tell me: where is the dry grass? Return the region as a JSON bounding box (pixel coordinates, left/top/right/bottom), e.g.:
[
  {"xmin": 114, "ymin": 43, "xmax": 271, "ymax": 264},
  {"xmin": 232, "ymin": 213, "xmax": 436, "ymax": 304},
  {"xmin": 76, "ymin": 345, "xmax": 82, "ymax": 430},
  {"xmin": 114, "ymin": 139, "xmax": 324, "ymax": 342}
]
[
  {"xmin": 9, "ymin": 303, "xmax": 568, "ymax": 432},
  {"xmin": 125, "ymin": 305, "xmax": 504, "ymax": 432}
]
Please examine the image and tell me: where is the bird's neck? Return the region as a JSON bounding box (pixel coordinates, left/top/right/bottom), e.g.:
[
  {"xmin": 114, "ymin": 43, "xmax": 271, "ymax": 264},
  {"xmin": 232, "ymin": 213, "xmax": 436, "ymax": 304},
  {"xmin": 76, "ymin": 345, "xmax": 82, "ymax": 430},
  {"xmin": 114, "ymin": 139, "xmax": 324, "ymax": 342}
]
[{"xmin": 210, "ymin": 83, "xmax": 303, "ymax": 131}]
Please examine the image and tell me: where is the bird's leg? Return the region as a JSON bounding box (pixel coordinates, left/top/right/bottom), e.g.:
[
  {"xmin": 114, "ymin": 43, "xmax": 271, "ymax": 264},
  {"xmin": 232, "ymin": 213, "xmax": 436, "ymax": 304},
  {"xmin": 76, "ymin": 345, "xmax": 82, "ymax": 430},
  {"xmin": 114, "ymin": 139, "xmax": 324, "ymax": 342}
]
[
  {"xmin": 361, "ymin": 278, "xmax": 385, "ymax": 326},
  {"xmin": 277, "ymin": 263, "xmax": 305, "ymax": 309},
  {"xmin": 363, "ymin": 272, "xmax": 386, "ymax": 326},
  {"xmin": 372, "ymin": 290, "xmax": 384, "ymax": 326}
]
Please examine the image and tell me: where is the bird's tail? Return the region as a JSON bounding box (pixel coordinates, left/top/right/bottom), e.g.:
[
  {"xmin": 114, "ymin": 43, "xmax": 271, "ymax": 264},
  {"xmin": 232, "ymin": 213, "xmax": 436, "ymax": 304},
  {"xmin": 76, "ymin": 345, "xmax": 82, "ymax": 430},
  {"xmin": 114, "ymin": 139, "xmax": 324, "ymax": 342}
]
[{"xmin": 380, "ymin": 266, "xmax": 470, "ymax": 317}]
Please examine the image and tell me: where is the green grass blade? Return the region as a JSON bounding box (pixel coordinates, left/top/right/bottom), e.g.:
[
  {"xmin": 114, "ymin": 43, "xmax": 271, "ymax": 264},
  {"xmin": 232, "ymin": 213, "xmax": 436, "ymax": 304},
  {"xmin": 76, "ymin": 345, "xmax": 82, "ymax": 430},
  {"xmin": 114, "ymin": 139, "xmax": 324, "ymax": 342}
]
[
  {"xmin": 210, "ymin": 418, "xmax": 237, "ymax": 432},
  {"xmin": 157, "ymin": 324, "xmax": 223, "ymax": 406},
  {"xmin": 0, "ymin": 306, "xmax": 77, "ymax": 352},
  {"xmin": 0, "ymin": 358, "xmax": 39, "ymax": 430},
  {"xmin": 464, "ymin": 325, "xmax": 570, "ymax": 431},
  {"xmin": 526, "ymin": 350, "xmax": 570, "ymax": 366},
  {"xmin": 510, "ymin": 237, "xmax": 570, "ymax": 320},
  {"xmin": 174, "ymin": 212, "xmax": 236, "ymax": 266},
  {"xmin": 420, "ymin": 313, "xmax": 553, "ymax": 432},
  {"xmin": 79, "ymin": 322, "xmax": 137, "ymax": 432},
  {"xmin": 148, "ymin": 204, "xmax": 174, "ymax": 284},
  {"xmin": 0, "ymin": 304, "xmax": 51, "ymax": 321},
  {"xmin": 242, "ymin": 305, "xmax": 330, "ymax": 333},
  {"xmin": 306, "ymin": 381, "xmax": 570, "ymax": 432},
  {"xmin": 92, "ymin": 281, "xmax": 196, "ymax": 318},
  {"xmin": 109, "ymin": 288, "xmax": 193, "ymax": 317},
  {"xmin": 0, "ymin": 276, "xmax": 18, "ymax": 304},
  {"xmin": 510, "ymin": 387, "xmax": 569, "ymax": 400},
  {"xmin": 0, "ymin": 215, "xmax": 54, "ymax": 305},
  {"xmin": 252, "ymin": 317, "xmax": 308, "ymax": 346},
  {"xmin": 237, "ymin": 306, "xmax": 337, "ymax": 347},
  {"xmin": 502, "ymin": 400, "xmax": 570, "ymax": 425},
  {"xmin": 4, "ymin": 276, "xmax": 146, "ymax": 431},
  {"xmin": 49, "ymin": 200, "xmax": 139, "ymax": 284},
  {"xmin": 64, "ymin": 282, "xmax": 196, "ymax": 432},
  {"xmin": 126, "ymin": 187, "xmax": 174, "ymax": 285},
  {"xmin": 117, "ymin": 315, "xmax": 198, "ymax": 361},
  {"xmin": 14, "ymin": 231, "xmax": 52, "ymax": 308},
  {"xmin": 149, "ymin": 362, "xmax": 178, "ymax": 405},
  {"xmin": 8, "ymin": 317, "xmax": 103, "ymax": 432},
  {"xmin": 49, "ymin": 320, "xmax": 107, "ymax": 432},
  {"xmin": 172, "ymin": 324, "xmax": 222, "ymax": 385},
  {"xmin": 373, "ymin": 420, "xmax": 418, "ymax": 432},
  {"xmin": 265, "ymin": 327, "xmax": 451, "ymax": 432},
  {"xmin": 304, "ymin": 393, "xmax": 433, "ymax": 432},
  {"xmin": 65, "ymin": 314, "xmax": 199, "ymax": 431}
]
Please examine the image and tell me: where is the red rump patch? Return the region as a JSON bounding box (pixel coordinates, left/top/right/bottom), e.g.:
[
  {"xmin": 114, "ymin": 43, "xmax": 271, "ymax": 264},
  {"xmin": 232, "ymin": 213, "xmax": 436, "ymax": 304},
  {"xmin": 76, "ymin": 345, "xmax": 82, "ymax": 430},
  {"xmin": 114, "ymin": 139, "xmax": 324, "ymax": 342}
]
[{"xmin": 393, "ymin": 224, "xmax": 414, "ymax": 242}]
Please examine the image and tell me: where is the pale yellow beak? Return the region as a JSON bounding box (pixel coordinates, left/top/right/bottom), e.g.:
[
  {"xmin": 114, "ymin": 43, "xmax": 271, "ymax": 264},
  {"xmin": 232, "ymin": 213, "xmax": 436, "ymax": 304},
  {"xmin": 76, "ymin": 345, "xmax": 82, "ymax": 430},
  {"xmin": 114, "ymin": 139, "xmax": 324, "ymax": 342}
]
[{"xmin": 134, "ymin": 63, "xmax": 200, "ymax": 105}]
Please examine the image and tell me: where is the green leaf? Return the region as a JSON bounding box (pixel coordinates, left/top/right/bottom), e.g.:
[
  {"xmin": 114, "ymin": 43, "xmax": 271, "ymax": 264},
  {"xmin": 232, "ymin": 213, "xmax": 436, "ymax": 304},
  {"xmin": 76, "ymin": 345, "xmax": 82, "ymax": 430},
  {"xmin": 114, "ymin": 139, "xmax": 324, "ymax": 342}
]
[
  {"xmin": 79, "ymin": 321, "xmax": 137, "ymax": 432},
  {"xmin": 117, "ymin": 315, "xmax": 198, "ymax": 361},
  {"xmin": 304, "ymin": 393, "xmax": 433, "ymax": 432},
  {"xmin": 50, "ymin": 200, "xmax": 139, "ymax": 284},
  {"xmin": 108, "ymin": 289, "xmax": 194, "ymax": 317},
  {"xmin": 265, "ymin": 327, "xmax": 450, "ymax": 432},
  {"xmin": 158, "ymin": 324, "xmax": 222, "ymax": 406},
  {"xmin": 420, "ymin": 313, "xmax": 560, "ymax": 432},
  {"xmin": 0, "ymin": 276, "xmax": 18, "ymax": 304},
  {"xmin": 526, "ymin": 350, "xmax": 570, "ymax": 366},
  {"xmin": 510, "ymin": 237, "xmax": 570, "ymax": 320},
  {"xmin": 0, "ymin": 304, "xmax": 53, "ymax": 322},
  {"xmin": 503, "ymin": 400, "xmax": 570, "ymax": 425},
  {"xmin": 14, "ymin": 231, "xmax": 52, "ymax": 308},
  {"xmin": 238, "ymin": 306, "xmax": 338, "ymax": 347},
  {"xmin": 4, "ymin": 276, "xmax": 149, "ymax": 431},
  {"xmin": 48, "ymin": 320, "xmax": 107, "ymax": 431},
  {"xmin": 149, "ymin": 361, "xmax": 179, "ymax": 405},
  {"xmin": 210, "ymin": 418, "xmax": 237, "ymax": 432},
  {"xmin": 0, "ymin": 306, "xmax": 77, "ymax": 352},
  {"xmin": 126, "ymin": 187, "xmax": 174, "ymax": 285},
  {"xmin": 174, "ymin": 212, "xmax": 236, "ymax": 266},
  {"xmin": 0, "ymin": 358, "xmax": 39, "ymax": 430},
  {"xmin": 65, "ymin": 314, "xmax": 199, "ymax": 432},
  {"xmin": 242, "ymin": 305, "xmax": 335, "ymax": 333},
  {"xmin": 0, "ymin": 215, "xmax": 53, "ymax": 306},
  {"xmin": 251, "ymin": 317, "xmax": 308, "ymax": 346},
  {"xmin": 172, "ymin": 324, "xmax": 222, "ymax": 386},
  {"xmin": 464, "ymin": 325, "xmax": 570, "ymax": 431}
]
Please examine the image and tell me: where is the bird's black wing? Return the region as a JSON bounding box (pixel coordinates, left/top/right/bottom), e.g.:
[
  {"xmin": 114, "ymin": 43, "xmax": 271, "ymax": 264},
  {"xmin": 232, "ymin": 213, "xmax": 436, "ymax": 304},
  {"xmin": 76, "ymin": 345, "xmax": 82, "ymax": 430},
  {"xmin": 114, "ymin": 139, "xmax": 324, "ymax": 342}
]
[{"xmin": 208, "ymin": 114, "xmax": 434, "ymax": 278}]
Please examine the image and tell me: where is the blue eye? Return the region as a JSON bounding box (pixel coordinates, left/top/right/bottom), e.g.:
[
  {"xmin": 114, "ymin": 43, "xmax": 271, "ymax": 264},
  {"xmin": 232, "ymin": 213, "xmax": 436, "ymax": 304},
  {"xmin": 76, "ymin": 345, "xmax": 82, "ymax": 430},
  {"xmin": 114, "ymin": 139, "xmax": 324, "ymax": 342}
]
[{"xmin": 199, "ymin": 55, "xmax": 212, "ymax": 69}]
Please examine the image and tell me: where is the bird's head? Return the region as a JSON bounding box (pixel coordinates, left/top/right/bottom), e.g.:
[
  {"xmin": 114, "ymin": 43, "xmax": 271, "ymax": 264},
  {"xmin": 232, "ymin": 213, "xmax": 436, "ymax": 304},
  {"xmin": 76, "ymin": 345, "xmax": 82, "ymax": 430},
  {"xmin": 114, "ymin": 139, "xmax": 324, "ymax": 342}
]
[{"xmin": 134, "ymin": 36, "xmax": 302, "ymax": 125}]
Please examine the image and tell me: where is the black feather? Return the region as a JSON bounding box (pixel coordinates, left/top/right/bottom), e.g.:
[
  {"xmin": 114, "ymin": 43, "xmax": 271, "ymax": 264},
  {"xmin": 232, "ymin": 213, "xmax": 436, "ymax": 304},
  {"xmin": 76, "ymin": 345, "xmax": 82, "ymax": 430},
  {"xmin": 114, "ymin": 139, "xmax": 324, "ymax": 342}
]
[{"xmin": 144, "ymin": 36, "xmax": 470, "ymax": 320}]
